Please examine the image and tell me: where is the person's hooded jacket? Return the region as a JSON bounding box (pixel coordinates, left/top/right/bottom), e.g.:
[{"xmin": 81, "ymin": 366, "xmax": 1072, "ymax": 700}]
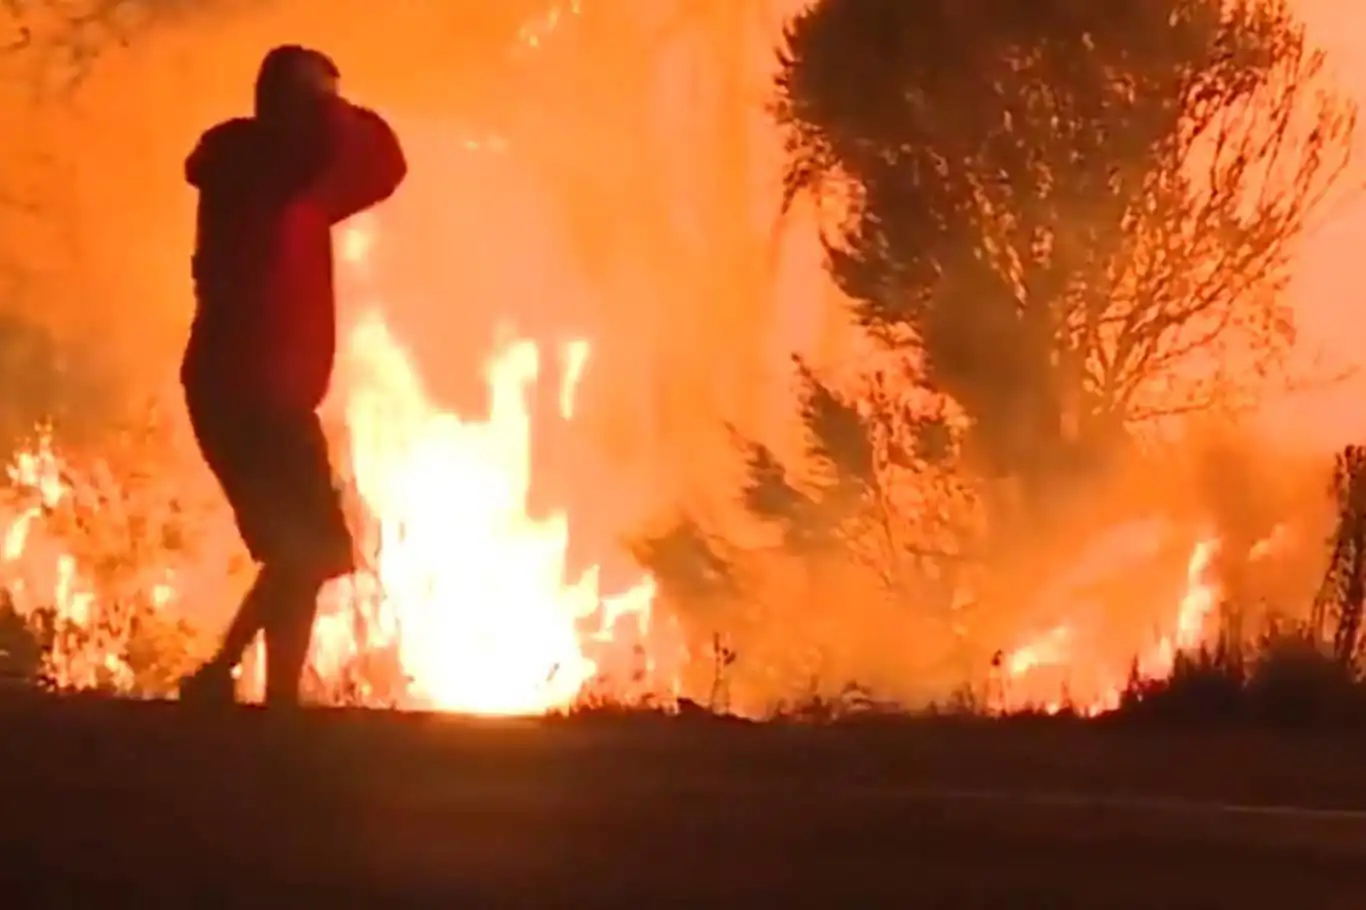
[{"xmin": 182, "ymin": 72, "xmax": 406, "ymax": 413}]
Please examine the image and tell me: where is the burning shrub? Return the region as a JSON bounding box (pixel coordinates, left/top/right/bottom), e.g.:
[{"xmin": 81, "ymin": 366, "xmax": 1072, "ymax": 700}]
[
  {"xmin": 633, "ymin": 352, "xmax": 982, "ymax": 713},
  {"xmin": 0, "ymin": 415, "xmax": 216, "ymax": 697}
]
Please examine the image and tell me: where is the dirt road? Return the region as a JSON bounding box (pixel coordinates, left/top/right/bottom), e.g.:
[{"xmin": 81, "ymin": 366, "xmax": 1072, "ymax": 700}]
[{"xmin": 1, "ymin": 696, "xmax": 1364, "ymax": 906}]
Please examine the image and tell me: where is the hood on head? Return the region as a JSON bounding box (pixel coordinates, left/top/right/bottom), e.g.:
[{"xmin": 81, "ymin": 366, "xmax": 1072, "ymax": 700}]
[{"xmin": 255, "ymin": 44, "xmax": 340, "ymax": 119}]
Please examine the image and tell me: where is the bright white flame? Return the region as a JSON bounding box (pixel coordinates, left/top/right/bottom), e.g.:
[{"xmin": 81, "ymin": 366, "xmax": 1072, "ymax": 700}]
[{"xmin": 323, "ymin": 221, "xmax": 663, "ymax": 714}]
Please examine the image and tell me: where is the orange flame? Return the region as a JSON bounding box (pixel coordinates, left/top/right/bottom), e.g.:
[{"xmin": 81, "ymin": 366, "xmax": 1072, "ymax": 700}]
[
  {"xmin": 312, "ymin": 220, "xmax": 669, "ymax": 714},
  {"xmin": 994, "ymin": 524, "xmax": 1287, "ymax": 716}
]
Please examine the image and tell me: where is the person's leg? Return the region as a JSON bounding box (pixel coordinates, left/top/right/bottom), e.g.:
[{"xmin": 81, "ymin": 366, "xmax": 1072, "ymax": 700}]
[
  {"xmin": 256, "ymin": 410, "xmax": 356, "ymax": 707},
  {"xmin": 180, "ymin": 400, "xmax": 266, "ymax": 705},
  {"xmin": 179, "ymin": 570, "xmax": 274, "ymax": 704},
  {"xmin": 208, "ymin": 570, "xmax": 273, "ymax": 667},
  {"xmin": 189, "ymin": 562, "xmax": 302, "ymax": 667},
  {"xmin": 258, "ymin": 563, "xmax": 327, "ymax": 707},
  {"xmin": 181, "ymin": 565, "xmax": 327, "ymax": 707}
]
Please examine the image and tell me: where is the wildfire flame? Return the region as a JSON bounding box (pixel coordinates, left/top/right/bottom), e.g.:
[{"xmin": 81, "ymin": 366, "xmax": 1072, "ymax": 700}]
[
  {"xmin": 0, "ymin": 391, "xmax": 1298, "ymax": 715},
  {"xmin": 994, "ymin": 526, "xmax": 1286, "ymax": 716},
  {"xmin": 306, "ymin": 219, "xmax": 667, "ymax": 714}
]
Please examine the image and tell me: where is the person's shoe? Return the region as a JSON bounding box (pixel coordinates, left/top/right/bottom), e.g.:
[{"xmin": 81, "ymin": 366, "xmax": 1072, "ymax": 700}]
[{"xmin": 178, "ymin": 661, "xmax": 236, "ymax": 707}]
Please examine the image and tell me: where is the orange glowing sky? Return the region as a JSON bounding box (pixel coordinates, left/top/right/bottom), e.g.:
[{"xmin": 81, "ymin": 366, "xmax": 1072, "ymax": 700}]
[{"xmin": 1272, "ymin": 0, "xmax": 1366, "ymax": 446}]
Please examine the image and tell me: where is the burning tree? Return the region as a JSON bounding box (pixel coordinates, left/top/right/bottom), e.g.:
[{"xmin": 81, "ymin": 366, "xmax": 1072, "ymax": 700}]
[{"xmin": 772, "ymin": 0, "xmax": 1354, "ymax": 518}]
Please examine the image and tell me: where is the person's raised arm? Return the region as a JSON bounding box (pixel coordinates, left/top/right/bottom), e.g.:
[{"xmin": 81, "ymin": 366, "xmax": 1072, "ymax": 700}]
[{"xmin": 310, "ymin": 99, "xmax": 407, "ymax": 224}]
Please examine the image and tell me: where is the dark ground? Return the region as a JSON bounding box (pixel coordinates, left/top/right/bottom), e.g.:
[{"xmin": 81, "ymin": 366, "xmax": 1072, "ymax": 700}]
[{"xmin": 2, "ymin": 695, "xmax": 1365, "ymax": 907}]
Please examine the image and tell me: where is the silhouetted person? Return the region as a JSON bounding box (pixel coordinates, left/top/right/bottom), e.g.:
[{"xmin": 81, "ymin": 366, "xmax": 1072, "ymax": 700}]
[{"xmin": 177, "ymin": 45, "xmax": 407, "ymax": 707}]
